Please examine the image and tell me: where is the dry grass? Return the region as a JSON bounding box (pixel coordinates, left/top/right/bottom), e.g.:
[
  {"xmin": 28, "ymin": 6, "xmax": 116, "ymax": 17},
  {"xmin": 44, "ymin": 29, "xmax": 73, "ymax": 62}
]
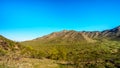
[{"xmin": 0, "ymin": 57, "xmax": 59, "ymax": 68}]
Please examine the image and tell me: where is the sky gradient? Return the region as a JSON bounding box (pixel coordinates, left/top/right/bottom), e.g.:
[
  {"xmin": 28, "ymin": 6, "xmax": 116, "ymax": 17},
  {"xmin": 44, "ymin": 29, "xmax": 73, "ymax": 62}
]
[{"xmin": 0, "ymin": 0, "xmax": 120, "ymax": 41}]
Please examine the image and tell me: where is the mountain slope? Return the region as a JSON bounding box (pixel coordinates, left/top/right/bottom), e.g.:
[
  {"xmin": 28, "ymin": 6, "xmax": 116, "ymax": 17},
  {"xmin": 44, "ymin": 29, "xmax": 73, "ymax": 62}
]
[
  {"xmin": 36, "ymin": 30, "xmax": 95, "ymax": 43},
  {"xmin": 101, "ymin": 26, "xmax": 120, "ymax": 39},
  {"xmin": 22, "ymin": 26, "xmax": 120, "ymax": 46},
  {"xmin": 0, "ymin": 35, "xmax": 19, "ymax": 50},
  {"xmin": 13, "ymin": 26, "xmax": 120, "ymax": 68}
]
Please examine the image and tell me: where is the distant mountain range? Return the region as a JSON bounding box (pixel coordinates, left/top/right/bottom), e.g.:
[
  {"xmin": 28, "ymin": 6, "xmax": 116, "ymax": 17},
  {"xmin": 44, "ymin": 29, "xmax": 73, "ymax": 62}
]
[
  {"xmin": 36, "ymin": 25, "xmax": 120, "ymax": 40},
  {"xmin": 0, "ymin": 26, "xmax": 120, "ymax": 68},
  {"xmin": 21, "ymin": 25, "xmax": 120, "ymax": 46},
  {"xmin": 0, "ymin": 25, "xmax": 120, "ymax": 50}
]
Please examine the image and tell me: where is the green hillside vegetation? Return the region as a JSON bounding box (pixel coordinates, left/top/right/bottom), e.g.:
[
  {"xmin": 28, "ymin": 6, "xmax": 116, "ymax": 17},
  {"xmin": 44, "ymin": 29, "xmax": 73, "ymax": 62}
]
[
  {"xmin": 21, "ymin": 39, "xmax": 120, "ymax": 68},
  {"xmin": 20, "ymin": 26, "xmax": 120, "ymax": 68},
  {"xmin": 0, "ymin": 26, "xmax": 120, "ymax": 68},
  {"xmin": 0, "ymin": 39, "xmax": 120, "ymax": 68},
  {"xmin": 0, "ymin": 35, "xmax": 21, "ymax": 55}
]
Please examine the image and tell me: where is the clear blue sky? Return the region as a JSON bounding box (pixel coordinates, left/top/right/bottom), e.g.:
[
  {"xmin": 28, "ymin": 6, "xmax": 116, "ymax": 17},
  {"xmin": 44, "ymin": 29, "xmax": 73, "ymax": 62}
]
[{"xmin": 0, "ymin": 0, "xmax": 120, "ymax": 41}]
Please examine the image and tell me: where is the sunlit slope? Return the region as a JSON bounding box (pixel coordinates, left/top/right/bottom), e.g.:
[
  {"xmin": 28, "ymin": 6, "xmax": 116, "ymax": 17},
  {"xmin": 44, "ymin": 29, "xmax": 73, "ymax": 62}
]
[
  {"xmin": 0, "ymin": 35, "xmax": 20, "ymax": 51},
  {"xmin": 21, "ymin": 26, "xmax": 120, "ymax": 47}
]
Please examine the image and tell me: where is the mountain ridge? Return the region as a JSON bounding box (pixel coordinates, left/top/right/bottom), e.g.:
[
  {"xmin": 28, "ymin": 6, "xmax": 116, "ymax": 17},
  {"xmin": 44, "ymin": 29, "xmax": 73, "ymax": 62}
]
[
  {"xmin": 22, "ymin": 25, "xmax": 120, "ymax": 46},
  {"xmin": 35, "ymin": 25, "xmax": 120, "ymax": 40}
]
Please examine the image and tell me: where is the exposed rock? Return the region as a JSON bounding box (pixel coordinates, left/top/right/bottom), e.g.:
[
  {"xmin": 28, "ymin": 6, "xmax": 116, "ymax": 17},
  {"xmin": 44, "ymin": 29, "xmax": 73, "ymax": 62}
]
[{"xmin": 23, "ymin": 25, "xmax": 120, "ymax": 45}]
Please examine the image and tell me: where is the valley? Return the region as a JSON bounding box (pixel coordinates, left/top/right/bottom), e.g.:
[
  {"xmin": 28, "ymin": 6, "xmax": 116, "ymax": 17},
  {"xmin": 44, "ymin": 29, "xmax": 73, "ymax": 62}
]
[{"xmin": 0, "ymin": 26, "xmax": 120, "ymax": 68}]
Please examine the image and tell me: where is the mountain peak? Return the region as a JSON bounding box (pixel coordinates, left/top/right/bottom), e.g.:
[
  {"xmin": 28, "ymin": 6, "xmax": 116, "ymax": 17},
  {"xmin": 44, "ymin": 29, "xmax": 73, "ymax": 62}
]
[
  {"xmin": 116, "ymin": 25, "xmax": 120, "ymax": 28},
  {"xmin": 115, "ymin": 25, "xmax": 120, "ymax": 30},
  {"xmin": 61, "ymin": 30, "xmax": 69, "ymax": 32},
  {"xmin": 61, "ymin": 30, "xmax": 76, "ymax": 33},
  {"xmin": 23, "ymin": 25, "xmax": 120, "ymax": 46},
  {"xmin": 109, "ymin": 25, "xmax": 120, "ymax": 32}
]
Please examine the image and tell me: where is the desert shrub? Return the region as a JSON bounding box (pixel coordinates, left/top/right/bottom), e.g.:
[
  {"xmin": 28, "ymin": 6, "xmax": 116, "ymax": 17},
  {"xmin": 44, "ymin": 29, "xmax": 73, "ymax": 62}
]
[
  {"xmin": 20, "ymin": 39, "xmax": 120, "ymax": 68},
  {"xmin": 0, "ymin": 49, "xmax": 7, "ymax": 56},
  {"xmin": 29, "ymin": 50, "xmax": 43, "ymax": 59}
]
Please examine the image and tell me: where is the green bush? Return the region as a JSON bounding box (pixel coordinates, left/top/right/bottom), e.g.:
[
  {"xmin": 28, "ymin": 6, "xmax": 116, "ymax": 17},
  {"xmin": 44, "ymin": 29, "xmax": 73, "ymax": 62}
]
[{"xmin": 0, "ymin": 49, "xmax": 7, "ymax": 56}]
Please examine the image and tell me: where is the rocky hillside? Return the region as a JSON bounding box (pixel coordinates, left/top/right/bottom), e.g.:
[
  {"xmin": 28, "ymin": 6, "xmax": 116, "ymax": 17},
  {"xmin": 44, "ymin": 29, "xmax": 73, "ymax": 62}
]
[
  {"xmin": 36, "ymin": 30, "xmax": 95, "ymax": 43},
  {"xmin": 0, "ymin": 35, "xmax": 19, "ymax": 50},
  {"xmin": 22, "ymin": 26, "xmax": 120, "ymax": 46},
  {"xmin": 36, "ymin": 26, "xmax": 120, "ymax": 40},
  {"xmin": 101, "ymin": 26, "xmax": 120, "ymax": 38}
]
